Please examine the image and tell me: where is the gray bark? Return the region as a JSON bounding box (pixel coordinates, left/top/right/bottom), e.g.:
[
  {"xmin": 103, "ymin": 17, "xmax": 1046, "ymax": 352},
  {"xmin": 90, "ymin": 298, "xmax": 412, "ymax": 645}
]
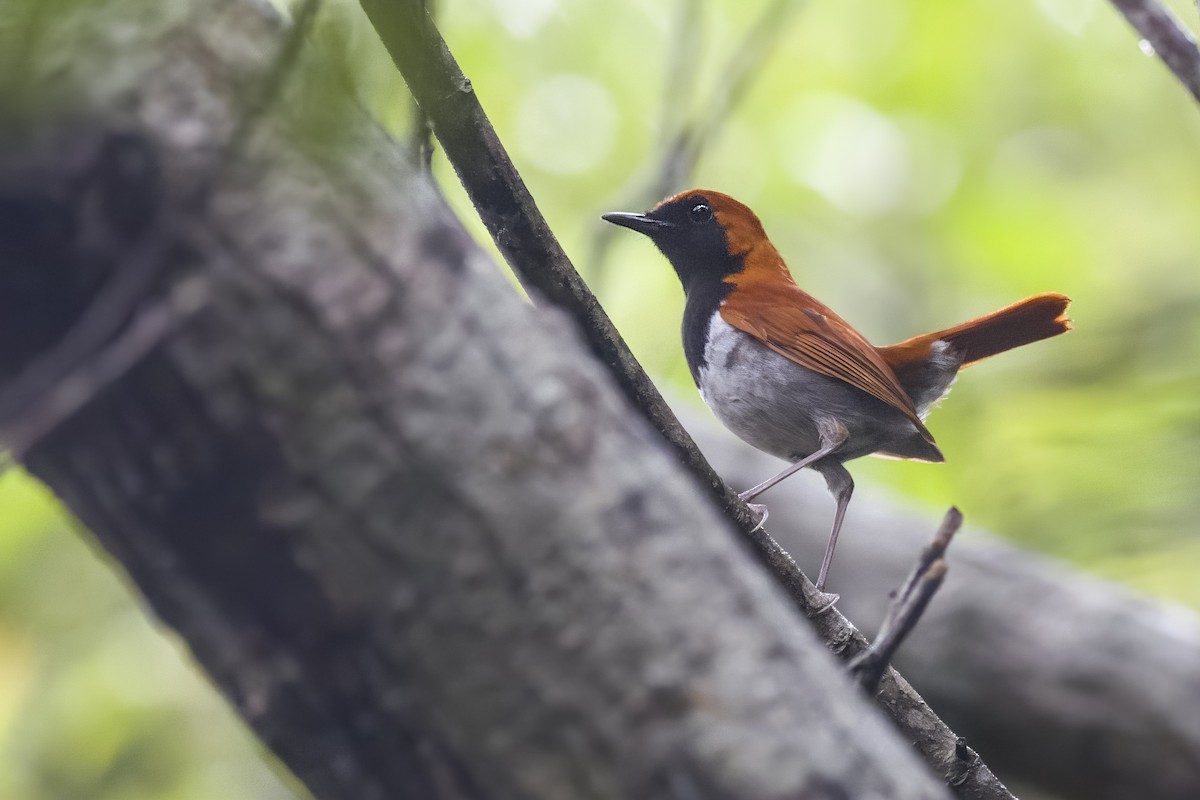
[
  {"xmin": 689, "ymin": 412, "xmax": 1200, "ymax": 800},
  {"xmin": 0, "ymin": 2, "xmax": 956, "ymax": 799}
]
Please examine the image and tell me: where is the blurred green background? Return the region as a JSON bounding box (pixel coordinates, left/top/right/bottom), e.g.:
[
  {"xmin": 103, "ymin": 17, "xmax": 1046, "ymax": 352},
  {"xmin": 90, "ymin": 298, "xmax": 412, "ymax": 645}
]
[{"xmin": 3, "ymin": 0, "xmax": 1200, "ymax": 796}]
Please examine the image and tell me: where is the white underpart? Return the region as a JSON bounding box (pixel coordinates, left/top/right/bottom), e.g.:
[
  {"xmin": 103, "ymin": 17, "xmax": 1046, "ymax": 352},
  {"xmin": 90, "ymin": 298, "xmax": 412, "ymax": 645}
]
[{"xmin": 697, "ymin": 313, "xmax": 929, "ymax": 463}]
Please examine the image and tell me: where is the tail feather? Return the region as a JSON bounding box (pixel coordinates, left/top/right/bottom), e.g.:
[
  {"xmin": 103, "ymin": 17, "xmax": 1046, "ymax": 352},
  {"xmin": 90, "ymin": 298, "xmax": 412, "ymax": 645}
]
[{"xmin": 881, "ymin": 292, "xmax": 1072, "ymax": 370}]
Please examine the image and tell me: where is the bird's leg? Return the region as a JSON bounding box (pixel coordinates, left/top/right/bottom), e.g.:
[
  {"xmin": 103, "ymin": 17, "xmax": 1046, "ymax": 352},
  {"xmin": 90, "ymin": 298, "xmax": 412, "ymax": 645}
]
[
  {"xmin": 737, "ymin": 419, "xmax": 849, "ymax": 503},
  {"xmin": 736, "ymin": 419, "xmax": 851, "ymax": 592},
  {"xmin": 813, "ymin": 462, "xmax": 854, "ymax": 592}
]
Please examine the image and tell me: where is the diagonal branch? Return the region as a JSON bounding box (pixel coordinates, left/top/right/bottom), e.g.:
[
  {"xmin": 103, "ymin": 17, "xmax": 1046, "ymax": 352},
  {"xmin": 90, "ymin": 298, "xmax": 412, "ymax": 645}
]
[
  {"xmin": 358, "ymin": 3, "xmax": 1016, "ymax": 798},
  {"xmin": 1109, "ymin": 0, "xmax": 1200, "ymax": 103}
]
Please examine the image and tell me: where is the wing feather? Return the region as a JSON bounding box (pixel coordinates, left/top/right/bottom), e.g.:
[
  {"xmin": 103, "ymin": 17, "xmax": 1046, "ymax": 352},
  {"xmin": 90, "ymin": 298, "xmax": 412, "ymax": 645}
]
[{"xmin": 720, "ymin": 280, "xmax": 933, "ymax": 442}]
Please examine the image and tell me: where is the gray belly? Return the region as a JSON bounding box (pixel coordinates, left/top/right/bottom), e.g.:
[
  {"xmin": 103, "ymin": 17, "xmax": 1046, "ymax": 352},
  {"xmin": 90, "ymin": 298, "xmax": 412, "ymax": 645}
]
[{"xmin": 697, "ymin": 315, "xmax": 924, "ymax": 463}]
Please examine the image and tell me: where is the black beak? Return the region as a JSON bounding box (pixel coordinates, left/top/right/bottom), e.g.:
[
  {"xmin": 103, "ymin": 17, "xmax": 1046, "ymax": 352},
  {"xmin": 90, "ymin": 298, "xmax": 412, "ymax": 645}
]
[{"xmin": 601, "ymin": 212, "xmax": 674, "ymax": 236}]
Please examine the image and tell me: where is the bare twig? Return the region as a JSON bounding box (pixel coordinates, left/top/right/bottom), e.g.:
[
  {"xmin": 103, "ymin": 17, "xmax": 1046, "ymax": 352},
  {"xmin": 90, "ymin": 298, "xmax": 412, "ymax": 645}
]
[
  {"xmin": 1109, "ymin": 0, "xmax": 1200, "ymax": 103},
  {"xmin": 0, "ymin": 136, "xmax": 201, "ymax": 456},
  {"xmin": 587, "ymin": 0, "xmax": 805, "ymax": 277},
  {"xmin": 360, "ymin": 6, "xmax": 1014, "ymax": 797},
  {"xmin": 214, "ymin": 0, "xmax": 323, "ymax": 183},
  {"xmin": 0, "ymin": 132, "xmax": 170, "ymax": 419},
  {"xmin": 657, "ymin": 0, "xmax": 704, "ymax": 145},
  {"xmin": 849, "ymin": 508, "xmax": 961, "ymax": 693},
  {"xmin": 0, "ymin": 284, "xmax": 205, "ymax": 457},
  {"xmin": 654, "ymin": 0, "xmax": 800, "ymax": 196}
]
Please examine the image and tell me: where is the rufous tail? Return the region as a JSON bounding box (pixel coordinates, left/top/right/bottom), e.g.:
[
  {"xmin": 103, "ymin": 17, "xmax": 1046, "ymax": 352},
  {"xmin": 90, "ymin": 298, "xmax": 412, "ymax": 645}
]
[{"xmin": 881, "ymin": 292, "xmax": 1071, "ymax": 369}]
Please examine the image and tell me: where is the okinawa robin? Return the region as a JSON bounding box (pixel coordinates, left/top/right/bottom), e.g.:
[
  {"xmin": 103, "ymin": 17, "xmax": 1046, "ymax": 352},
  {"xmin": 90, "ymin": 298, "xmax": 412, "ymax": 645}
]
[{"xmin": 604, "ymin": 190, "xmax": 1070, "ymax": 590}]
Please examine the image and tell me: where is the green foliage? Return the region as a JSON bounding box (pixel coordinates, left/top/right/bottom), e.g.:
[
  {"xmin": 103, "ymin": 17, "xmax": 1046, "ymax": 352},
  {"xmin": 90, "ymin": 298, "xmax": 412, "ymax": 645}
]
[
  {"xmin": 3, "ymin": 0, "xmax": 1200, "ymax": 797},
  {"xmin": 0, "ymin": 471, "xmax": 299, "ymax": 800}
]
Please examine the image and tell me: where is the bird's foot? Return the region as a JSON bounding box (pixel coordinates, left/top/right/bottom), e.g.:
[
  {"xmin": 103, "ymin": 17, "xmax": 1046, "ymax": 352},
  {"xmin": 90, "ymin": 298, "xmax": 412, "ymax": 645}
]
[
  {"xmin": 740, "ymin": 501, "xmax": 769, "ymax": 531},
  {"xmin": 806, "ymin": 588, "xmax": 841, "ymax": 616}
]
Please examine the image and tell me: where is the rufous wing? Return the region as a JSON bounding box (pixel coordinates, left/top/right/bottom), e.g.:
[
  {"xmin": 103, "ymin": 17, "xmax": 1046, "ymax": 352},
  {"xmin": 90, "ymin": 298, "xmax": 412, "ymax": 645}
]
[{"xmin": 720, "ymin": 281, "xmax": 934, "ymax": 444}]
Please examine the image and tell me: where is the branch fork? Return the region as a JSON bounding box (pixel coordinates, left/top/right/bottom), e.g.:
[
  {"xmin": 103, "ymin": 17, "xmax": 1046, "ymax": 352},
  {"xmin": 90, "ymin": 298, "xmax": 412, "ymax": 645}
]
[{"xmin": 849, "ymin": 508, "xmax": 961, "ymax": 693}]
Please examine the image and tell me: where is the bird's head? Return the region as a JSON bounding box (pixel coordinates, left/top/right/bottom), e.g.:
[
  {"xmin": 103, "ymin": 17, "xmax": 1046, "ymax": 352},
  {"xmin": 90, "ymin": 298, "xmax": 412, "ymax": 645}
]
[{"xmin": 603, "ymin": 190, "xmax": 783, "ymax": 291}]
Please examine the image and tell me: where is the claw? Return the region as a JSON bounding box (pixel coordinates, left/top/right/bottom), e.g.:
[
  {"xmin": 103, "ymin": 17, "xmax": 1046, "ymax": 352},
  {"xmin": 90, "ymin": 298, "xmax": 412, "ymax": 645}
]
[
  {"xmin": 741, "ymin": 501, "xmax": 769, "ymax": 531},
  {"xmin": 806, "ymin": 590, "xmax": 841, "ymax": 616}
]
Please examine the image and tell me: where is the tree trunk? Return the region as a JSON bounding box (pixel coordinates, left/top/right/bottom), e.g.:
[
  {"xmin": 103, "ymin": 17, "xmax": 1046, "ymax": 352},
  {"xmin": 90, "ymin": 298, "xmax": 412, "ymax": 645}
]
[{"xmin": 0, "ymin": 2, "xmax": 954, "ymax": 798}]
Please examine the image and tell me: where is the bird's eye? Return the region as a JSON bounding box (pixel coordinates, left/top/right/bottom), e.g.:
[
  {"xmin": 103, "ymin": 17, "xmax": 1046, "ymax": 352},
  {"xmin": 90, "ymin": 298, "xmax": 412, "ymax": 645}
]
[{"xmin": 689, "ymin": 202, "xmax": 713, "ymax": 224}]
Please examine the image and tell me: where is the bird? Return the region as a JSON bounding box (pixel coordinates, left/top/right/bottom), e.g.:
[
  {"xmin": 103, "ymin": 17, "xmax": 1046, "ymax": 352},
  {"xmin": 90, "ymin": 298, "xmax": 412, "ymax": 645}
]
[{"xmin": 603, "ymin": 190, "xmax": 1071, "ymax": 591}]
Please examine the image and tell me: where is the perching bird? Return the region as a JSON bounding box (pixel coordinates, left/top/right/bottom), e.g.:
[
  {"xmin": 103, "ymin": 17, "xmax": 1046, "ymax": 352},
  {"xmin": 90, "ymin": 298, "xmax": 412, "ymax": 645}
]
[{"xmin": 603, "ymin": 190, "xmax": 1071, "ymax": 591}]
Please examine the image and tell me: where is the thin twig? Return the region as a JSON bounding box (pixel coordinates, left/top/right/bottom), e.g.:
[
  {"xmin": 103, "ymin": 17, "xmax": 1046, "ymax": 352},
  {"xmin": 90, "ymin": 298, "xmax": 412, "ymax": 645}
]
[
  {"xmin": 849, "ymin": 508, "xmax": 961, "ymax": 694},
  {"xmin": 0, "ymin": 283, "xmax": 206, "ymax": 457},
  {"xmin": 656, "ymin": 0, "xmax": 800, "ymax": 196},
  {"xmin": 0, "ymin": 147, "xmax": 199, "ymax": 454},
  {"xmin": 210, "ymin": 0, "xmax": 323, "ymax": 189},
  {"xmin": 892, "ymin": 506, "xmax": 961, "ymax": 604},
  {"xmin": 657, "ymin": 0, "xmax": 704, "ymax": 146},
  {"xmin": 0, "ymin": 134, "xmax": 174, "ymax": 422},
  {"xmin": 587, "ymin": 0, "xmax": 805, "ymax": 278},
  {"xmin": 1109, "ymin": 0, "xmax": 1200, "ymax": 103}
]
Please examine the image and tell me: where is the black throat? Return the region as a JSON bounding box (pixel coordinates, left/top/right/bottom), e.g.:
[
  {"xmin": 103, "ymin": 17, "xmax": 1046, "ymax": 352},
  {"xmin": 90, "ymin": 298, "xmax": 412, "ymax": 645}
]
[
  {"xmin": 672, "ymin": 235, "xmax": 744, "ymax": 388},
  {"xmin": 680, "ymin": 275, "xmax": 736, "ymax": 386},
  {"xmin": 612, "ymin": 192, "xmax": 747, "ymax": 387},
  {"xmin": 650, "ymin": 221, "xmax": 745, "ymax": 387}
]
